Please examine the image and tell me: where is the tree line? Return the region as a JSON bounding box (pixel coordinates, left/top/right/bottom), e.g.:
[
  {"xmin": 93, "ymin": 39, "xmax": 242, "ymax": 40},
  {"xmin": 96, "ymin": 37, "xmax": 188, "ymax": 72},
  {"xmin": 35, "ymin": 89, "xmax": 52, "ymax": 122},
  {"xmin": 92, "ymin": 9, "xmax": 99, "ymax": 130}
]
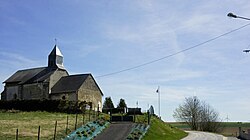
[{"xmin": 102, "ymin": 97, "xmax": 127, "ymax": 113}]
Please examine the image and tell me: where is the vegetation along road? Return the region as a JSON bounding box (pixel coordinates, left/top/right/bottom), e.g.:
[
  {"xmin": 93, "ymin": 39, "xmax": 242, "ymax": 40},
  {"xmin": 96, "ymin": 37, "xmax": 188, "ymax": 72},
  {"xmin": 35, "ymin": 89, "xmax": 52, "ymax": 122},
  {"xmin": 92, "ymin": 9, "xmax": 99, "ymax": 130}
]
[
  {"xmin": 181, "ymin": 131, "xmax": 238, "ymax": 140},
  {"xmin": 94, "ymin": 122, "xmax": 134, "ymax": 140}
]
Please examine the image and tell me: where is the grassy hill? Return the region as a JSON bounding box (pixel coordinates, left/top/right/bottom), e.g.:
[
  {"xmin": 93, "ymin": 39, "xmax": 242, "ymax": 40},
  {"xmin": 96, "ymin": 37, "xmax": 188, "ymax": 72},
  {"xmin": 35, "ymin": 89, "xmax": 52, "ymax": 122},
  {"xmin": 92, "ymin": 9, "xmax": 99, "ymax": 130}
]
[
  {"xmin": 0, "ymin": 110, "xmax": 188, "ymax": 140},
  {"xmin": 0, "ymin": 110, "xmax": 98, "ymax": 140},
  {"xmin": 143, "ymin": 116, "xmax": 188, "ymax": 140}
]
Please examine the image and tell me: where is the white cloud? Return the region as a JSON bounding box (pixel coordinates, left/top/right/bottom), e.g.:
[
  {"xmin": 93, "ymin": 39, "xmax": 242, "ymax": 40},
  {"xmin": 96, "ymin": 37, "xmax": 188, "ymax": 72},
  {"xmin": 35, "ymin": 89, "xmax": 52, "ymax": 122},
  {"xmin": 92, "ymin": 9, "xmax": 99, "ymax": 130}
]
[
  {"xmin": 100, "ymin": 1, "xmax": 187, "ymax": 68},
  {"xmin": 0, "ymin": 52, "xmax": 37, "ymax": 68}
]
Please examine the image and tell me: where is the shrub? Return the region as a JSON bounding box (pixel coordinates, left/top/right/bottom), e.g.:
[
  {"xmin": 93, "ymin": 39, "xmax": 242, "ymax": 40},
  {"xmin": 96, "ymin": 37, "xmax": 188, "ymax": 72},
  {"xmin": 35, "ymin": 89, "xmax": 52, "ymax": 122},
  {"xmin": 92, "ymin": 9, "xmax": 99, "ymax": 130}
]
[
  {"xmin": 0, "ymin": 100, "xmax": 90, "ymax": 113},
  {"xmin": 76, "ymin": 131, "xmax": 81, "ymax": 135},
  {"xmin": 88, "ymin": 131, "xmax": 92, "ymax": 135},
  {"xmin": 90, "ymin": 126, "xmax": 96, "ymax": 132},
  {"xmin": 82, "ymin": 131, "xmax": 88, "ymax": 137}
]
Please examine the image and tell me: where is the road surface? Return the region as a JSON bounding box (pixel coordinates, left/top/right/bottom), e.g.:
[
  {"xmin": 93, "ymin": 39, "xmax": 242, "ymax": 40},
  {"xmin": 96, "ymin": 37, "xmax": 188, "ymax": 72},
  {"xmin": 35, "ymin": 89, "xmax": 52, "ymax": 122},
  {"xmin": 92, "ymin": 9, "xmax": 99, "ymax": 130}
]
[
  {"xmin": 94, "ymin": 122, "xmax": 134, "ymax": 140},
  {"xmin": 182, "ymin": 131, "xmax": 239, "ymax": 140}
]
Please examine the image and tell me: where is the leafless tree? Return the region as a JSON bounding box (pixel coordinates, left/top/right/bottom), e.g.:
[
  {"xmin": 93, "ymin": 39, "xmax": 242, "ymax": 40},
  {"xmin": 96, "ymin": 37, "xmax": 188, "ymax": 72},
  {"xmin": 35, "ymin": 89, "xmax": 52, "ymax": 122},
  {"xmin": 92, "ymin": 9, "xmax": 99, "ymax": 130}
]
[
  {"xmin": 173, "ymin": 96, "xmax": 222, "ymax": 132},
  {"xmin": 199, "ymin": 102, "xmax": 222, "ymax": 132},
  {"xmin": 173, "ymin": 96, "xmax": 201, "ymax": 130}
]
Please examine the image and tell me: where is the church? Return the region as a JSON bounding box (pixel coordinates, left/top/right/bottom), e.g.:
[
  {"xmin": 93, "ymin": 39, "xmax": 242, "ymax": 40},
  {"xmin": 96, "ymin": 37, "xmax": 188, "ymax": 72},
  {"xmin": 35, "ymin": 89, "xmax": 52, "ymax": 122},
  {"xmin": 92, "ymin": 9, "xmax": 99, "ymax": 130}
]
[{"xmin": 1, "ymin": 46, "xmax": 103, "ymax": 111}]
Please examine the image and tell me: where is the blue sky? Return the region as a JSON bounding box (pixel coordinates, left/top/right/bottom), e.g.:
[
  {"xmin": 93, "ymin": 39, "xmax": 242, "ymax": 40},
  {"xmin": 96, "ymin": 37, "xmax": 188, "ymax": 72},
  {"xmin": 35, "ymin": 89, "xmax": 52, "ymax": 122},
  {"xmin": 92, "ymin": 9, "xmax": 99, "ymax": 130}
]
[{"xmin": 1, "ymin": 0, "xmax": 250, "ymax": 122}]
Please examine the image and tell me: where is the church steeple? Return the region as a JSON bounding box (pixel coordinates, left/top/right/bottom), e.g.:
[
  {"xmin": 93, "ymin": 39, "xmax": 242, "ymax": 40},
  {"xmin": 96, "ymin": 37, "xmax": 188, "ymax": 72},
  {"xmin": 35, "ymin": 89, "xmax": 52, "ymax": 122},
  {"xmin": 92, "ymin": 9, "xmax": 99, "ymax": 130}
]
[{"xmin": 48, "ymin": 45, "xmax": 65, "ymax": 70}]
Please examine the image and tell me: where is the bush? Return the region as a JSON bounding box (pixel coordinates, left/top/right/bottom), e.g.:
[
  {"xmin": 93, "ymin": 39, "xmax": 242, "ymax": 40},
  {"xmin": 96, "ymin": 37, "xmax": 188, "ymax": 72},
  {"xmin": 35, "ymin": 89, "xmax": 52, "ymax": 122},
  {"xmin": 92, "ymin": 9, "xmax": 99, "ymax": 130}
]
[
  {"xmin": 90, "ymin": 126, "xmax": 96, "ymax": 132},
  {"xmin": 81, "ymin": 130, "xmax": 88, "ymax": 137},
  {"xmin": 0, "ymin": 100, "xmax": 90, "ymax": 113}
]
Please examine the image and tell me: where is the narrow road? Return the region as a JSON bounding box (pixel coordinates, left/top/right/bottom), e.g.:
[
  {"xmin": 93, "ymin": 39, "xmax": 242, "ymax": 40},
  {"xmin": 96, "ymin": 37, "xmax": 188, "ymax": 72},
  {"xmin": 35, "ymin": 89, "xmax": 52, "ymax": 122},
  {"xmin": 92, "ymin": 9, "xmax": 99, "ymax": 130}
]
[
  {"xmin": 94, "ymin": 122, "xmax": 134, "ymax": 140},
  {"xmin": 182, "ymin": 131, "xmax": 239, "ymax": 140}
]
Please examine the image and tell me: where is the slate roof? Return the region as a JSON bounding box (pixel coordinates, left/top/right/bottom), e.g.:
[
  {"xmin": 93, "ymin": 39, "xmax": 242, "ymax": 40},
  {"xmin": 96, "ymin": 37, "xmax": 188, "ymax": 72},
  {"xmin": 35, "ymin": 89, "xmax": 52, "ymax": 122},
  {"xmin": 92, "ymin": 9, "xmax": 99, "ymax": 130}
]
[
  {"xmin": 51, "ymin": 74, "xmax": 103, "ymax": 96},
  {"xmin": 4, "ymin": 67, "xmax": 46, "ymax": 84},
  {"xmin": 3, "ymin": 67, "xmax": 65, "ymax": 84}
]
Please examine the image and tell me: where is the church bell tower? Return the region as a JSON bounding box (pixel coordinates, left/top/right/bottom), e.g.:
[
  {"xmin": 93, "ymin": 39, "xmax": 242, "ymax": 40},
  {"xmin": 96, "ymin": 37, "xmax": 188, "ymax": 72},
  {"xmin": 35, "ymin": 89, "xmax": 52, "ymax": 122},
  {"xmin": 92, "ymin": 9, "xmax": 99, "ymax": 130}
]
[{"xmin": 48, "ymin": 45, "xmax": 65, "ymax": 70}]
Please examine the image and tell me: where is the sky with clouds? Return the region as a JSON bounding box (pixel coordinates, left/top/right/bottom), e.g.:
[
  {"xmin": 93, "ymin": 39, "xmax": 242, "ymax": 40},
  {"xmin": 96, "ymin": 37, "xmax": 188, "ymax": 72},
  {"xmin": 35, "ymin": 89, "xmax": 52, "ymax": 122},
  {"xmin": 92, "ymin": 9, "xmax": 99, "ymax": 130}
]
[{"xmin": 1, "ymin": 0, "xmax": 250, "ymax": 122}]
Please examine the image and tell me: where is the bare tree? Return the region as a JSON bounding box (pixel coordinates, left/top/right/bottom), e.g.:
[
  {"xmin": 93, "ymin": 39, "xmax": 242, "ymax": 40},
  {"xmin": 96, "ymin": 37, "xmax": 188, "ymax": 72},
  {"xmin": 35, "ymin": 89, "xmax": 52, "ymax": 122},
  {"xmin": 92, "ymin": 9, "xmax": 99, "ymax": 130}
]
[
  {"xmin": 173, "ymin": 96, "xmax": 222, "ymax": 132},
  {"xmin": 199, "ymin": 102, "xmax": 222, "ymax": 132},
  {"xmin": 173, "ymin": 96, "xmax": 201, "ymax": 130}
]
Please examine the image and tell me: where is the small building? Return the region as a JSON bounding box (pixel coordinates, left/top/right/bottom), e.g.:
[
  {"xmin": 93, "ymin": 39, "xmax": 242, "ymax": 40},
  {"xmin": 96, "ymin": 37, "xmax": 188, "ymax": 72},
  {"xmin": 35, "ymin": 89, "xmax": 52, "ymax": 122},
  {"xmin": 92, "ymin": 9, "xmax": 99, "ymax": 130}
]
[
  {"xmin": 50, "ymin": 74, "xmax": 103, "ymax": 111},
  {"xmin": 1, "ymin": 45, "xmax": 103, "ymax": 110}
]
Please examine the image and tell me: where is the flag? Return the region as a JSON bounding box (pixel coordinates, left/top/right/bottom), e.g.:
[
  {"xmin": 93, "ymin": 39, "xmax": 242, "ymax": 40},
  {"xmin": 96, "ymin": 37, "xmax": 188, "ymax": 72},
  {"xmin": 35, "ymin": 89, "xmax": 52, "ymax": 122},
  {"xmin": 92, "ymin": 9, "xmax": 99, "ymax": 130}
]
[{"xmin": 156, "ymin": 86, "xmax": 160, "ymax": 93}]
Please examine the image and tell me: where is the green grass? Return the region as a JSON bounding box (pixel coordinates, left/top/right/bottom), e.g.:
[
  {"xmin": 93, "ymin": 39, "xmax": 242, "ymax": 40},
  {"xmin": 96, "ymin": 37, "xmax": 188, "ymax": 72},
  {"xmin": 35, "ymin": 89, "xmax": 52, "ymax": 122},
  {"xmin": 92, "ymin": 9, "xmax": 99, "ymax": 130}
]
[
  {"xmin": 135, "ymin": 113, "xmax": 149, "ymax": 124},
  {"xmin": 142, "ymin": 116, "xmax": 188, "ymax": 140},
  {"xmin": 0, "ymin": 110, "xmax": 99, "ymax": 140},
  {"xmin": 169, "ymin": 122, "xmax": 190, "ymax": 129},
  {"xmin": 221, "ymin": 122, "xmax": 250, "ymax": 128}
]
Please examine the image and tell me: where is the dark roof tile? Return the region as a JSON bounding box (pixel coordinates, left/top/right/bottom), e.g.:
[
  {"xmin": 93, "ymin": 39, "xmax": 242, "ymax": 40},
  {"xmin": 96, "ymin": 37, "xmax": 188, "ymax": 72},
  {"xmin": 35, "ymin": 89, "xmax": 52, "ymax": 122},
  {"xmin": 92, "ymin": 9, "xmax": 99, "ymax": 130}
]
[
  {"xmin": 4, "ymin": 67, "xmax": 46, "ymax": 84},
  {"xmin": 51, "ymin": 74, "xmax": 103, "ymax": 96},
  {"xmin": 51, "ymin": 74, "xmax": 89, "ymax": 93}
]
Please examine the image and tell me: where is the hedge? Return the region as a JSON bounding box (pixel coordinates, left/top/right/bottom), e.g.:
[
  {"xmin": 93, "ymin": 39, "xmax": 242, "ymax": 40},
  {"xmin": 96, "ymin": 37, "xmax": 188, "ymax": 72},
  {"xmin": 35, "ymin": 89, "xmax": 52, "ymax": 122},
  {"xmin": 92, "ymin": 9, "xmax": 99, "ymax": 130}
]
[{"xmin": 0, "ymin": 100, "xmax": 91, "ymax": 113}]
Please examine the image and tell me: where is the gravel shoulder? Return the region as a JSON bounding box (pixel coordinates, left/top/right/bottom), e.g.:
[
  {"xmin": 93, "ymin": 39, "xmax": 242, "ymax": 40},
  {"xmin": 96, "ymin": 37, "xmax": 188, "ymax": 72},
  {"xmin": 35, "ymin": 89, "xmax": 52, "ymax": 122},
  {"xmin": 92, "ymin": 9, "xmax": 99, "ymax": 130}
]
[
  {"xmin": 181, "ymin": 131, "xmax": 239, "ymax": 140},
  {"xmin": 94, "ymin": 122, "xmax": 134, "ymax": 140}
]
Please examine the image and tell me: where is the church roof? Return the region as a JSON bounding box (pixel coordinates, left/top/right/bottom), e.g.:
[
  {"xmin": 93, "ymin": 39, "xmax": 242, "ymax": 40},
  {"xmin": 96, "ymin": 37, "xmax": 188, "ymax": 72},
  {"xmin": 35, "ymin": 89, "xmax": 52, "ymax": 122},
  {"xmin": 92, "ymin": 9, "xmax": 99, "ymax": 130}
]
[
  {"xmin": 3, "ymin": 67, "xmax": 66, "ymax": 84},
  {"xmin": 51, "ymin": 74, "xmax": 103, "ymax": 96},
  {"xmin": 4, "ymin": 67, "xmax": 46, "ymax": 84}
]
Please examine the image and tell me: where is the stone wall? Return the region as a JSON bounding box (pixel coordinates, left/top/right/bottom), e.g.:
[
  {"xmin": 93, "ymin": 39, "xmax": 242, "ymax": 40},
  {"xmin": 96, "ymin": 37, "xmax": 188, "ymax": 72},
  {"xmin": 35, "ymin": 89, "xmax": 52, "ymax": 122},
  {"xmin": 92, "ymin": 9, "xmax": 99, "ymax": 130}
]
[
  {"xmin": 50, "ymin": 92, "xmax": 76, "ymax": 101},
  {"xmin": 239, "ymin": 127, "xmax": 250, "ymax": 140},
  {"xmin": 4, "ymin": 85, "xmax": 19, "ymax": 100},
  {"xmin": 48, "ymin": 69, "xmax": 68, "ymax": 93},
  {"xmin": 22, "ymin": 83, "xmax": 49, "ymax": 100},
  {"xmin": 77, "ymin": 75, "xmax": 102, "ymax": 111}
]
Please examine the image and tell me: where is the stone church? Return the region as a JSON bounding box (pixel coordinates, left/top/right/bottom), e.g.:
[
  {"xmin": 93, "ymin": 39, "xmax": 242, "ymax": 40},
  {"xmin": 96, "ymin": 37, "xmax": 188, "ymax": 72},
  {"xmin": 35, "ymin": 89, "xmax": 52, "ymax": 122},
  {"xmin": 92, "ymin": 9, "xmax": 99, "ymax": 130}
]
[{"xmin": 1, "ymin": 46, "xmax": 103, "ymax": 111}]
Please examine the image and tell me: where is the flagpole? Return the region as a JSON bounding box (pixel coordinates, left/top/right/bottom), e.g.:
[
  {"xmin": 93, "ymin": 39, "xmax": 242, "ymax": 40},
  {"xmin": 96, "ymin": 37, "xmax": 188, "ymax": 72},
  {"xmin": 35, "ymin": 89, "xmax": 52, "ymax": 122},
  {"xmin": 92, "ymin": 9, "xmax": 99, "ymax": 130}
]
[
  {"xmin": 158, "ymin": 87, "xmax": 160, "ymax": 118},
  {"xmin": 156, "ymin": 86, "xmax": 160, "ymax": 119}
]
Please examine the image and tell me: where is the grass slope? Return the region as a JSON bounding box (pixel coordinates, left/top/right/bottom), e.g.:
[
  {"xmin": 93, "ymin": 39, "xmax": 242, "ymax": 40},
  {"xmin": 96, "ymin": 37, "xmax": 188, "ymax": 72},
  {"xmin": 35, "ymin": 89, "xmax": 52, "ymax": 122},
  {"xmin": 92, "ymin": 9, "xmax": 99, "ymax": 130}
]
[
  {"xmin": 143, "ymin": 116, "xmax": 187, "ymax": 140},
  {"xmin": 0, "ymin": 110, "xmax": 98, "ymax": 140}
]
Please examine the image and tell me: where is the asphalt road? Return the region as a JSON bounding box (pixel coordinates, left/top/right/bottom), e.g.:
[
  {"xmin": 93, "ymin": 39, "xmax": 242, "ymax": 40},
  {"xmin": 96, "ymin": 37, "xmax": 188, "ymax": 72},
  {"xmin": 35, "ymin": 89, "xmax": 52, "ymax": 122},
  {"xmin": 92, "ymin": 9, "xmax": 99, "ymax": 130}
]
[
  {"xmin": 182, "ymin": 131, "xmax": 239, "ymax": 140},
  {"xmin": 94, "ymin": 122, "xmax": 134, "ymax": 140}
]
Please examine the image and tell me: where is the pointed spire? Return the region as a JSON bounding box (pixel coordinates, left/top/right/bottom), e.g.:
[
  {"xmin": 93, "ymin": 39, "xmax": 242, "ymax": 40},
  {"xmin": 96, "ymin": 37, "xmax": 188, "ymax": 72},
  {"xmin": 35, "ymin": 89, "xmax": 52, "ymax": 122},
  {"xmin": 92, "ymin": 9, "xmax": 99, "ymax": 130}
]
[
  {"xmin": 54, "ymin": 45, "xmax": 63, "ymax": 56},
  {"xmin": 48, "ymin": 45, "xmax": 65, "ymax": 70}
]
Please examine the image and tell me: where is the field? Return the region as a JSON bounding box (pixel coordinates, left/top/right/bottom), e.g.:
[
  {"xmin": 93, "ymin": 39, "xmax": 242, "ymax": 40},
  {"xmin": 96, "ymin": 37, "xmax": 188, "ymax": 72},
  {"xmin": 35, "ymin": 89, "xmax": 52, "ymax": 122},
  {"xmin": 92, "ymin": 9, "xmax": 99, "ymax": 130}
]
[
  {"xmin": 3, "ymin": 110, "xmax": 246, "ymax": 140},
  {"xmin": 169, "ymin": 122, "xmax": 250, "ymax": 137},
  {"xmin": 0, "ymin": 110, "xmax": 99, "ymax": 140},
  {"xmin": 221, "ymin": 122, "xmax": 250, "ymax": 137}
]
